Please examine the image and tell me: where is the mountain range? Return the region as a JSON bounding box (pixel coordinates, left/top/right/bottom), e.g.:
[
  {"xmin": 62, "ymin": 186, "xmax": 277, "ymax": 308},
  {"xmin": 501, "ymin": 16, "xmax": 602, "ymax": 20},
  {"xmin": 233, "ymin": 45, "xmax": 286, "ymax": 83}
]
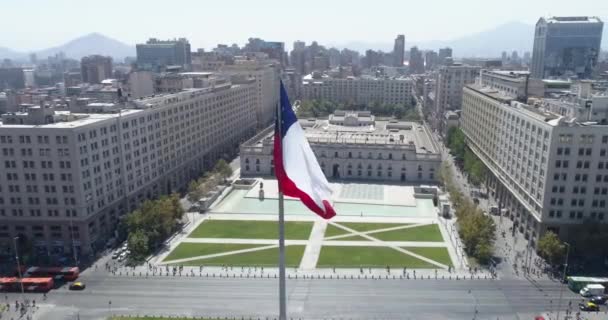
[
  {"xmin": 1, "ymin": 20, "xmax": 607, "ymax": 61},
  {"xmin": 334, "ymin": 20, "xmax": 608, "ymax": 57},
  {"xmin": 0, "ymin": 33, "xmax": 134, "ymax": 61}
]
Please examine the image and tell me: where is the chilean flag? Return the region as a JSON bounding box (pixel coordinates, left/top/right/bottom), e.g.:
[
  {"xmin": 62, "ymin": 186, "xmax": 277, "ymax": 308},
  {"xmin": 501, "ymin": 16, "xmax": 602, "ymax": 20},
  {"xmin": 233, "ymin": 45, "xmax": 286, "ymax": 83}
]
[{"xmin": 274, "ymin": 82, "xmax": 336, "ymax": 219}]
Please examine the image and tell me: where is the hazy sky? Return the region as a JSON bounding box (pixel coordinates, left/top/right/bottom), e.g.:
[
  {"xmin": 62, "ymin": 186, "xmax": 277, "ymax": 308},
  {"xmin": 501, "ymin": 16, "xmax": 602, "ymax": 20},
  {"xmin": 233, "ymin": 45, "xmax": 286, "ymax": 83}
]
[{"xmin": 1, "ymin": 0, "xmax": 607, "ymax": 51}]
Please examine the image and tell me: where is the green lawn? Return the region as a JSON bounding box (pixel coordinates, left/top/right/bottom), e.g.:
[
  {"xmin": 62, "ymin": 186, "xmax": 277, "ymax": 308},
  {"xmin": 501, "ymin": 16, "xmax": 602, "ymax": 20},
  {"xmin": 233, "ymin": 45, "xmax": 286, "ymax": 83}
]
[
  {"xmin": 189, "ymin": 220, "xmax": 313, "ymax": 239},
  {"xmin": 163, "ymin": 243, "xmax": 262, "ymax": 261},
  {"xmin": 406, "ymin": 247, "xmax": 453, "ymax": 266},
  {"xmin": 370, "ymin": 224, "xmax": 444, "ymax": 242},
  {"xmin": 325, "ymin": 223, "xmax": 443, "ymax": 242},
  {"xmin": 176, "ymin": 245, "xmax": 305, "ymax": 267},
  {"xmin": 316, "ymin": 246, "xmax": 436, "ymax": 268},
  {"xmin": 324, "ymin": 222, "xmax": 409, "ymax": 240}
]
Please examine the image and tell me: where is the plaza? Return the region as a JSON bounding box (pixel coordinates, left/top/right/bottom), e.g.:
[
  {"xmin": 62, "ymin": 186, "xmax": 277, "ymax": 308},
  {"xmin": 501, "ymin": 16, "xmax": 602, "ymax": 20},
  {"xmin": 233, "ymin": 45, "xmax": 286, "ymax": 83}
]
[{"xmin": 156, "ymin": 178, "xmax": 463, "ymax": 271}]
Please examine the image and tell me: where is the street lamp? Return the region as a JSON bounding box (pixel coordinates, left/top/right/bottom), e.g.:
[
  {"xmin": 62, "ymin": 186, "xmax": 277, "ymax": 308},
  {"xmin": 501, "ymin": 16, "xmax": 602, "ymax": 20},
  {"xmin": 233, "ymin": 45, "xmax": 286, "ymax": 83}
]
[
  {"xmin": 12, "ymin": 236, "xmax": 25, "ymax": 302},
  {"xmin": 556, "ymin": 242, "xmax": 570, "ymax": 320}
]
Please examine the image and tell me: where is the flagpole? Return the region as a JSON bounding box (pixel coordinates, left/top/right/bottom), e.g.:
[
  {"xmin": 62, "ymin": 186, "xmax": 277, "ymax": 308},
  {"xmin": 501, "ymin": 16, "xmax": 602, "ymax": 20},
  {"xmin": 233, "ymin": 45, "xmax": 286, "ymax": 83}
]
[{"xmin": 277, "ymin": 99, "xmax": 287, "ymax": 320}]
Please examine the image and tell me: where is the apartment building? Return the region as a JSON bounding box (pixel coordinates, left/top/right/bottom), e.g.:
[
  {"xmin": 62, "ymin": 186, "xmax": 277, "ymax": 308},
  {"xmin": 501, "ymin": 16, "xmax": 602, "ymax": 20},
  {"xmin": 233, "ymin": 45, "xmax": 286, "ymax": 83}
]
[
  {"xmin": 0, "ymin": 81, "xmax": 257, "ymax": 256},
  {"xmin": 460, "ymin": 83, "xmax": 608, "ymax": 245},
  {"xmin": 301, "ymin": 75, "xmax": 414, "ymax": 106},
  {"xmin": 433, "ymin": 63, "xmax": 480, "ymax": 132},
  {"xmin": 220, "ymin": 61, "xmax": 280, "ymax": 129},
  {"xmin": 240, "ymin": 111, "xmax": 440, "ymax": 182}
]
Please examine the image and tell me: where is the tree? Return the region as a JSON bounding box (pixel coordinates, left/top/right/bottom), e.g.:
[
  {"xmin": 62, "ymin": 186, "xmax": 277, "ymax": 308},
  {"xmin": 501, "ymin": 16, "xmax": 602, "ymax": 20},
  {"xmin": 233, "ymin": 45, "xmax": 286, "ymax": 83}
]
[
  {"xmin": 475, "ymin": 242, "xmax": 494, "ymax": 265},
  {"xmin": 127, "ymin": 229, "xmax": 149, "ymax": 261},
  {"xmin": 187, "ymin": 180, "xmax": 204, "ymax": 203},
  {"xmin": 458, "ymin": 205, "xmax": 496, "ymax": 263},
  {"xmin": 446, "ymin": 127, "xmax": 466, "ymax": 159},
  {"xmin": 169, "ymin": 193, "xmax": 184, "ymax": 221},
  {"xmin": 537, "ymin": 231, "xmax": 565, "ymax": 265},
  {"xmin": 393, "ymin": 105, "xmax": 406, "ymax": 120},
  {"xmin": 463, "ymin": 148, "xmax": 486, "ymax": 186},
  {"xmin": 214, "ymin": 159, "xmax": 233, "ymax": 179}
]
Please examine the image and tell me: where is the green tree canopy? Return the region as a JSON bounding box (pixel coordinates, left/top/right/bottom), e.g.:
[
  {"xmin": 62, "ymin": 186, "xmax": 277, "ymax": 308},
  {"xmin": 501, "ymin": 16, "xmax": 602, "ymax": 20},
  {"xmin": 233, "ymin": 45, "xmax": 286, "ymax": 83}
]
[
  {"xmin": 537, "ymin": 231, "xmax": 565, "ymax": 265},
  {"xmin": 214, "ymin": 159, "xmax": 233, "ymax": 179},
  {"xmin": 127, "ymin": 229, "xmax": 149, "ymax": 261}
]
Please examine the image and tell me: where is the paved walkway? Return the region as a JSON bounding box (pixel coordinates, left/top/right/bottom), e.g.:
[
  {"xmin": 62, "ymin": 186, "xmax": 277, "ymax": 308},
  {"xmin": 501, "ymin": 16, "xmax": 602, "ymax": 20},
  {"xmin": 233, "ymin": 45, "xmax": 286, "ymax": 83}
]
[{"xmin": 299, "ymin": 220, "xmax": 327, "ymax": 270}]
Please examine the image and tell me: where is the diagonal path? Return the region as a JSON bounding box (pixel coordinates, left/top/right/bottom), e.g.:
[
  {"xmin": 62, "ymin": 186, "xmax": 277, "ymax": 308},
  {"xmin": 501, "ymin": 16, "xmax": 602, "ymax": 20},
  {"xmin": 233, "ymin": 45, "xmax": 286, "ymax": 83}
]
[
  {"xmin": 323, "ymin": 223, "xmax": 429, "ymax": 240},
  {"xmin": 327, "ymin": 222, "xmax": 450, "ymax": 269},
  {"xmin": 160, "ymin": 243, "xmax": 279, "ymax": 265}
]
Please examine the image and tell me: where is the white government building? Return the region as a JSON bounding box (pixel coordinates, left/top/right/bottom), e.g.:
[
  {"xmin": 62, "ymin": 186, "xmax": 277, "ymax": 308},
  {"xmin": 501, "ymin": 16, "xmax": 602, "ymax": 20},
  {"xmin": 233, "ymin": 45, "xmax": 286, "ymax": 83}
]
[
  {"xmin": 461, "ymin": 80, "xmax": 608, "ymax": 245},
  {"xmin": 301, "ymin": 74, "xmax": 414, "ymax": 106},
  {"xmin": 240, "ymin": 110, "xmax": 441, "ymax": 182},
  {"xmin": 0, "ymin": 79, "xmax": 261, "ymax": 255}
]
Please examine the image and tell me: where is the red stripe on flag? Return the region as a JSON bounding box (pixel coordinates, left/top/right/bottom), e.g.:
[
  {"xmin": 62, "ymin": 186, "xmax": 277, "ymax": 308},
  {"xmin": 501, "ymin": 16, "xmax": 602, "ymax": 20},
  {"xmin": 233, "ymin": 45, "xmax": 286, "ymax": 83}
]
[{"xmin": 273, "ymin": 131, "xmax": 336, "ymax": 219}]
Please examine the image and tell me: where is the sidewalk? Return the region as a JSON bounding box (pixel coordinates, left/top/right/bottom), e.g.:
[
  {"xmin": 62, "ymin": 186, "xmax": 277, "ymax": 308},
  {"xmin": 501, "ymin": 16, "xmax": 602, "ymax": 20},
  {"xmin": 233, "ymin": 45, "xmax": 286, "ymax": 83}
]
[{"xmin": 108, "ymin": 264, "xmax": 495, "ymax": 281}]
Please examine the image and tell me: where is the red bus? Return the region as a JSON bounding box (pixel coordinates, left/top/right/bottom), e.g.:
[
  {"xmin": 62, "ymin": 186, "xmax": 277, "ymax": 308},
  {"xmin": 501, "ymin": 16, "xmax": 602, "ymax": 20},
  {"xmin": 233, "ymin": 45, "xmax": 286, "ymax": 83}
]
[
  {"xmin": 0, "ymin": 277, "xmax": 54, "ymax": 293},
  {"xmin": 21, "ymin": 266, "xmax": 80, "ymax": 281}
]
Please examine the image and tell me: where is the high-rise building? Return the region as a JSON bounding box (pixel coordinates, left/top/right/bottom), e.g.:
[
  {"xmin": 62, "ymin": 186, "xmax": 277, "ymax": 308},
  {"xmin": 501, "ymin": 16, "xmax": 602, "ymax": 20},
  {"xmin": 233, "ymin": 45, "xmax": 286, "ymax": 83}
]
[
  {"xmin": 433, "ymin": 63, "xmax": 480, "ymax": 132},
  {"xmin": 293, "ymin": 41, "xmax": 306, "ymax": 51},
  {"xmin": 461, "ymin": 81, "xmax": 608, "ymax": 244},
  {"xmin": 523, "ymin": 51, "xmax": 532, "ymax": 65},
  {"xmin": 221, "ymin": 61, "xmax": 280, "ymax": 128},
  {"xmin": 408, "ymin": 46, "xmax": 425, "ymax": 74},
  {"xmin": 0, "ymin": 80, "xmax": 257, "ymax": 255},
  {"xmin": 438, "ymin": 47, "xmax": 453, "ymax": 65},
  {"xmin": 80, "ymin": 55, "xmax": 113, "ymax": 84},
  {"xmin": 531, "ymin": 16, "xmax": 604, "ymax": 79},
  {"xmin": 425, "ymin": 51, "xmax": 438, "ymax": 71},
  {"xmin": 244, "ymin": 38, "xmax": 286, "ymax": 67},
  {"xmin": 511, "ymin": 51, "xmax": 519, "ymax": 63},
  {"xmin": 393, "ymin": 35, "xmax": 405, "ymax": 67},
  {"xmin": 136, "ymin": 38, "xmax": 192, "ymax": 72},
  {"xmin": 365, "ymin": 50, "xmax": 380, "ymax": 69},
  {"xmin": 29, "ymin": 53, "xmax": 37, "ymax": 65},
  {"xmin": 0, "ymin": 68, "xmax": 25, "ymax": 90}
]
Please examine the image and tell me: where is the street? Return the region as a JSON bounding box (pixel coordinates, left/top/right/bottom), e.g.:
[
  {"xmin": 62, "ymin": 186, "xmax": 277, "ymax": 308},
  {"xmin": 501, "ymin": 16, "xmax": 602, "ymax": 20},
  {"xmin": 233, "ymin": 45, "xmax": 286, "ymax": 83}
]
[{"xmin": 7, "ymin": 272, "xmax": 583, "ymax": 320}]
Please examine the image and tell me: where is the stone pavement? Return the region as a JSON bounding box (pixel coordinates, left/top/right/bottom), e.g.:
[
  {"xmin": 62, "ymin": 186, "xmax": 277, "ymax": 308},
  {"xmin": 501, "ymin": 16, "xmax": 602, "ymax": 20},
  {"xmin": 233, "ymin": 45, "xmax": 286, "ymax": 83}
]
[{"xmin": 299, "ymin": 220, "xmax": 327, "ymax": 270}]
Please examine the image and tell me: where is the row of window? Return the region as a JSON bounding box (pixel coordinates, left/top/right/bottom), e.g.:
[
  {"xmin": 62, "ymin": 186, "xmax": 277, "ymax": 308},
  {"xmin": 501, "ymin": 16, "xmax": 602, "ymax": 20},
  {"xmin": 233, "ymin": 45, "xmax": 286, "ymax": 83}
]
[
  {"xmin": 548, "ymin": 210, "xmax": 605, "ymax": 220},
  {"xmin": 0, "ymin": 135, "xmax": 69, "ymax": 145}
]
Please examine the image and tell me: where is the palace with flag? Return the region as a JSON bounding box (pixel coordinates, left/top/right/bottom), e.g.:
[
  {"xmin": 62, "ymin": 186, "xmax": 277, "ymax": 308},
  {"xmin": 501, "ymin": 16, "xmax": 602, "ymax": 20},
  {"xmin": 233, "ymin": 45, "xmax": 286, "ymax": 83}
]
[
  {"xmin": 241, "ymin": 99, "xmax": 440, "ymax": 187},
  {"xmin": 241, "ymin": 117, "xmax": 440, "ymax": 183}
]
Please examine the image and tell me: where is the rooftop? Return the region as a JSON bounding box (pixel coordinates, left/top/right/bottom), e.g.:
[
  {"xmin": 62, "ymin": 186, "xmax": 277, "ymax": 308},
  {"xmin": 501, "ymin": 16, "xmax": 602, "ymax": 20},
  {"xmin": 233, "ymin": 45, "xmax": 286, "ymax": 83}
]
[
  {"xmin": 545, "ymin": 16, "xmax": 603, "ymax": 24},
  {"xmin": 244, "ymin": 114, "xmax": 438, "ymax": 154},
  {"xmin": 467, "ymin": 83, "xmax": 608, "ymax": 127}
]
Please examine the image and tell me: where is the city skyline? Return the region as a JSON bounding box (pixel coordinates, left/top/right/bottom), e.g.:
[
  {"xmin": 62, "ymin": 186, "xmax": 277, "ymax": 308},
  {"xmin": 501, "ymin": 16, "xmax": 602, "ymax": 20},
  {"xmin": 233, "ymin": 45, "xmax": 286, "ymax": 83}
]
[{"xmin": 1, "ymin": 0, "xmax": 606, "ymax": 52}]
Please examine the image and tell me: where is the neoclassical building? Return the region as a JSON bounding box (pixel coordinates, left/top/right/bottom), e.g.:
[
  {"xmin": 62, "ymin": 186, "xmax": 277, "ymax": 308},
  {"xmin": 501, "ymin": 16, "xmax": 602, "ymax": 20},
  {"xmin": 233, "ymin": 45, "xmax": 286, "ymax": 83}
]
[{"xmin": 240, "ymin": 111, "xmax": 441, "ymax": 182}]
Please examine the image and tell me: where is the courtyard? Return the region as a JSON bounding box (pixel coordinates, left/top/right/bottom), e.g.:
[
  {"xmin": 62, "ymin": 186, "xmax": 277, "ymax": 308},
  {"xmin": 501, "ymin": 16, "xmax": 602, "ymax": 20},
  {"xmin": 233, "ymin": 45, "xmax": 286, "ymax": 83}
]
[{"xmin": 156, "ymin": 179, "xmax": 462, "ymax": 271}]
